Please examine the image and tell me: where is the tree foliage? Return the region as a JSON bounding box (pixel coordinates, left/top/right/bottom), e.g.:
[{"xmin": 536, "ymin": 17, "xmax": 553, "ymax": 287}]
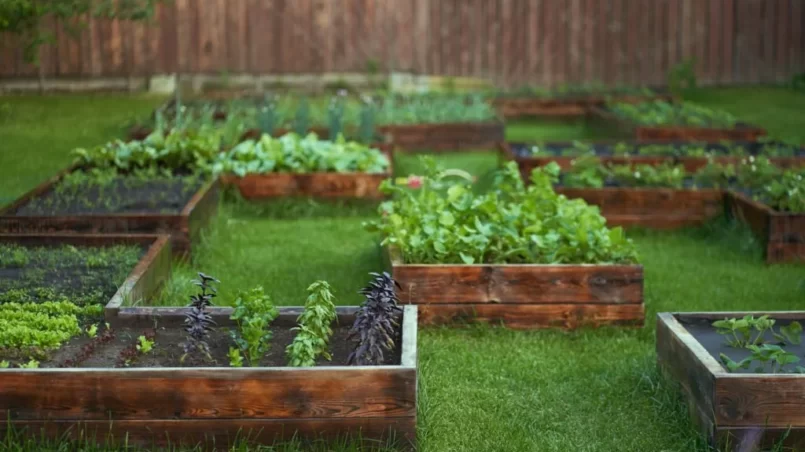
[{"xmin": 0, "ymin": 0, "xmax": 162, "ymax": 63}]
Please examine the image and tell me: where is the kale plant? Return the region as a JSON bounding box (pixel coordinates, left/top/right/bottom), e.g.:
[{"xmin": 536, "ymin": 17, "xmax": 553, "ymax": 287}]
[
  {"xmin": 348, "ymin": 272, "xmax": 403, "ymax": 366},
  {"xmin": 180, "ymin": 273, "xmax": 218, "ymax": 364}
]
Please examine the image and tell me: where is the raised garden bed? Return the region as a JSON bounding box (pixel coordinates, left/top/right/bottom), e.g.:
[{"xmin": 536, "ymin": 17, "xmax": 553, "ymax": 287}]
[
  {"xmin": 0, "ymin": 301, "xmax": 418, "ymax": 449},
  {"xmin": 386, "ymin": 246, "xmax": 644, "ymax": 329},
  {"xmin": 657, "ymin": 311, "xmax": 805, "ymax": 450},
  {"xmin": 377, "ymin": 121, "xmax": 505, "ymax": 152},
  {"xmin": 0, "ymin": 167, "xmax": 219, "ymax": 255},
  {"xmin": 591, "ymin": 106, "xmax": 767, "ymax": 142},
  {"xmin": 0, "ymin": 233, "xmax": 171, "ymax": 312},
  {"xmin": 726, "ymin": 191, "xmax": 805, "ymax": 263},
  {"xmin": 556, "ymin": 187, "xmax": 725, "ymax": 229},
  {"xmin": 493, "ymin": 92, "xmax": 676, "ymax": 119},
  {"xmin": 501, "ymin": 140, "xmax": 805, "ymax": 173}
]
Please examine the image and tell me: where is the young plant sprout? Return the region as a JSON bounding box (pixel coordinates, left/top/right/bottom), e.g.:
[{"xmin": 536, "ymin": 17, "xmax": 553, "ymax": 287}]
[{"xmin": 348, "ymin": 272, "xmax": 403, "ymax": 366}]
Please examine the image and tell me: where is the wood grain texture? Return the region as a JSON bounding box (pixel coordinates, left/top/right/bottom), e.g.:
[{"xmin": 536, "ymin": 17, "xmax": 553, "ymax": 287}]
[
  {"xmin": 1, "ymin": 418, "xmax": 416, "ymax": 450},
  {"xmin": 726, "ymin": 191, "xmax": 805, "ymax": 264},
  {"xmin": 417, "ymin": 303, "xmax": 644, "ymax": 329},
  {"xmin": 220, "ymin": 170, "xmax": 389, "ymax": 200},
  {"xmin": 0, "ymin": 170, "xmax": 219, "ymax": 257}
]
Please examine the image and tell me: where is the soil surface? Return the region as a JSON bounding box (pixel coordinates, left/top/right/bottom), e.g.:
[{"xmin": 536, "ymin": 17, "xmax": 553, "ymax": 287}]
[
  {"xmin": 0, "ymin": 243, "xmax": 144, "ymax": 306},
  {"xmin": 682, "ymin": 316, "xmax": 805, "ymax": 374},
  {"xmin": 510, "ymin": 141, "xmax": 805, "ymax": 159},
  {"xmin": 42, "ymin": 322, "xmax": 402, "ymax": 368},
  {"xmin": 14, "ymin": 177, "xmax": 203, "ymax": 216}
]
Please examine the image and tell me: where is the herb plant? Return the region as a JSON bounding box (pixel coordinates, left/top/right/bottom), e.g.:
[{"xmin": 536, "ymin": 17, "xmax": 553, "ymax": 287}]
[
  {"xmin": 181, "ymin": 273, "xmax": 218, "ymax": 364},
  {"xmin": 762, "ymin": 170, "xmax": 805, "ymax": 213},
  {"xmin": 366, "ymin": 159, "xmax": 638, "ymax": 265},
  {"xmin": 286, "ymin": 281, "xmax": 337, "ymax": 367},
  {"xmin": 714, "ymin": 316, "xmax": 804, "ymax": 374},
  {"xmin": 229, "ymin": 286, "xmax": 279, "ymax": 367},
  {"xmin": 348, "ymin": 272, "xmax": 403, "ymax": 366}
]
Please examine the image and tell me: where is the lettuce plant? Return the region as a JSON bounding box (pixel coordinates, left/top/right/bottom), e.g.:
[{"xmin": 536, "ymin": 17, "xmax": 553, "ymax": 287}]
[{"xmin": 348, "ymin": 272, "xmax": 403, "ymax": 366}]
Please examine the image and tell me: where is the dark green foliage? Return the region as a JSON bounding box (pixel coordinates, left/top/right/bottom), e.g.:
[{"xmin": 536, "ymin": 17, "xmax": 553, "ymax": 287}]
[
  {"xmin": 229, "ymin": 286, "xmax": 279, "ymax": 367},
  {"xmin": 763, "ymin": 169, "xmax": 805, "ymax": 213},
  {"xmin": 608, "ymin": 100, "xmax": 737, "ymax": 128},
  {"xmin": 286, "ymin": 281, "xmax": 337, "ymax": 367},
  {"xmin": 714, "ymin": 315, "xmax": 804, "ymax": 374},
  {"xmin": 293, "ymin": 98, "xmax": 311, "ymax": 135},
  {"xmin": 347, "ymin": 272, "xmax": 402, "ymax": 366},
  {"xmin": 668, "ymin": 59, "xmax": 697, "ymax": 94}
]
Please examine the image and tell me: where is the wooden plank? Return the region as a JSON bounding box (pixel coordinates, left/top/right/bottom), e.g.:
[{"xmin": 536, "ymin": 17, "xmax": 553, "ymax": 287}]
[
  {"xmin": 399, "ymin": 306, "xmax": 418, "ymax": 368},
  {"xmin": 220, "ymin": 171, "xmax": 389, "ymax": 200},
  {"xmin": 775, "ymin": 0, "xmax": 788, "ymax": 81},
  {"xmin": 723, "ymin": 0, "xmax": 735, "ymax": 83},
  {"xmin": 417, "ymin": 303, "xmax": 645, "ymax": 329},
  {"xmin": 716, "ymin": 375, "xmax": 805, "ymax": 427},
  {"xmin": 1, "ymin": 418, "xmax": 416, "ymax": 450},
  {"xmin": 656, "ymin": 313, "xmax": 719, "ymax": 440},
  {"xmin": 391, "ymin": 261, "xmax": 644, "ymax": 305},
  {"xmin": 667, "ymin": 0, "xmax": 679, "ymax": 73},
  {"xmin": 792, "ymin": 0, "xmax": 803, "ymax": 76},
  {"xmin": 0, "ymin": 368, "xmax": 416, "ymax": 421},
  {"xmin": 555, "ymin": 0, "xmax": 568, "ymax": 86}
]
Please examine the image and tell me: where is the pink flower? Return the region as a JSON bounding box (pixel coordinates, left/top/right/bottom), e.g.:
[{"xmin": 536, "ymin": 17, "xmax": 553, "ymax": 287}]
[{"xmin": 407, "ymin": 176, "xmax": 423, "ymax": 189}]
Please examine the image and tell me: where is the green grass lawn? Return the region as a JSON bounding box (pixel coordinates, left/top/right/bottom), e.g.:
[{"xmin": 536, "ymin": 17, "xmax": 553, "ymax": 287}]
[{"xmin": 1, "ymin": 87, "xmax": 804, "ymax": 451}]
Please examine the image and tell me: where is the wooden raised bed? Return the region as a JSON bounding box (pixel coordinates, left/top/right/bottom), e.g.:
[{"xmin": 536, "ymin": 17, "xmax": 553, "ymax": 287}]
[
  {"xmin": 377, "ymin": 121, "xmax": 505, "ymax": 152},
  {"xmin": 500, "ymin": 141, "xmax": 805, "ymax": 173},
  {"xmin": 657, "ymin": 311, "xmax": 805, "ymax": 451},
  {"xmin": 0, "ymin": 167, "xmax": 219, "ymax": 256},
  {"xmin": 591, "ymin": 106, "xmax": 768, "ymax": 142},
  {"xmin": 0, "ymin": 233, "xmax": 172, "ymax": 309},
  {"xmin": 492, "ymin": 92, "xmax": 676, "ymax": 119},
  {"xmin": 556, "ymin": 187, "xmax": 725, "ymax": 229},
  {"xmin": 386, "ymin": 247, "xmax": 644, "ymax": 329},
  {"xmin": 0, "ymin": 305, "xmax": 418, "ymax": 450},
  {"xmin": 219, "ymin": 147, "xmax": 393, "ymax": 200},
  {"xmin": 726, "ymin": 191, "xmax": 805, "ymax": 263}
]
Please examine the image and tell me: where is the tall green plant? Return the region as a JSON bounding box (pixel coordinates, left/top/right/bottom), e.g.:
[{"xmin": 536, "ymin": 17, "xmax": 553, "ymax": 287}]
[{"xmin": 286, "ymin": 281, "xmax": 337, "ymax": 367}]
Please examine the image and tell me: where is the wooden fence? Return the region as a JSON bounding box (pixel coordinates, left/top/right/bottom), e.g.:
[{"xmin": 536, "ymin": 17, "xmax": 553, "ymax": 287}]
[{"xmin": 1, "ymin": 0, "xmax": 803, "ymax": 87}]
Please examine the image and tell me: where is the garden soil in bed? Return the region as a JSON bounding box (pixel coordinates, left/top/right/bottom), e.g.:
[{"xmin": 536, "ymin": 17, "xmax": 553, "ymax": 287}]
[
  {"xmin": 14, "ymin": 178, "xmax": 203, "ymax": 216},
  {"xmin": 41, "ymin": 324, "xmax": 402, "ymax": 368},
  {"xmin": 0, "ymin": 243, "xmax": 145, "ymax": 306},
  {"xmin": 682, "ymin": 318, "xmax": 805, "ymax": 374}
]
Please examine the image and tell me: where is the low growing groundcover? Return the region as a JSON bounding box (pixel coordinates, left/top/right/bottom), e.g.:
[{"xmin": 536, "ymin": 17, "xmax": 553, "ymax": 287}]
[{"xmin": 2, "ymin": 87, "xmax": 805, "ymax": 451}]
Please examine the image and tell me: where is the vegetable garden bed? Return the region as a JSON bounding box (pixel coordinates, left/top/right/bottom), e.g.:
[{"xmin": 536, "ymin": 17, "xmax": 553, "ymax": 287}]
[
  {"xmin": 591, "ymin": 105, "xmax": 767, "ymax": 142},
  {"xmin": 377, "ymin": 121, "xmax": 505, "ymax": 152},
  {"xmin": 386, "ymin": 247, "xmax": 643, "ymax": 329},
  {"xmin": 556, "ymin": 187, "xmax": 725, "ymax": 229},
  {"xmin": 726, "ymin": 191, "xmax": 805, "ymax": 263},
  {"xmin": 0, "ymin": 292, "xmax": 418, "ymax": 449},
  {"xmin": 492, "ymin": 93, "xmax": 676, "ymax": 119},
  {"xmin": 0, "ymin": 233, "xmax": 171, "ymax": 317},
  {"xmin": 501, "ymin": 140, "xmax": 805, "ymax": 173},
  {"xmin": 0, "ymin": 167, "xmax": 219, "ymax": 255},
  {"xmin": 657, "ymin": 311, "xmax": 805, "ymax": 451}
]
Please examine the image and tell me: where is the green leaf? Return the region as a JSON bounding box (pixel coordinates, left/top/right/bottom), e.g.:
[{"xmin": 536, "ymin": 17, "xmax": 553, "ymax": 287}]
[
  {"xmin": 781, "ymin": 321, "xmax": 803, "ymax": 345},
  {"xmin": 439, "ymin": 211, "xmax": 455, "ymax": 226},
  {"xmin": 459, "ymin": 253, "xmax": 475, "ymax": 265}
]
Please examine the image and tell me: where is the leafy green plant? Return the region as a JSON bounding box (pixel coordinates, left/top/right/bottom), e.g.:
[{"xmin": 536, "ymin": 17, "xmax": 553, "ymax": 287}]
[
  {"xmin": 559, "ymin": 141, "xmax": 594, "ymax": 157},
  {"xmin": 228, "ymin": 346, "xmax": 243, "ymax": 367},
  {"xmin": 720, "ymin": 344, "xmax": 804, "ymax": 374},
  {"xmin": 86, "ymin": 324, "xmax": 98, "ymax": 338},
  {"xmin": 180, "ymin": 273, "xmax": 218, "ymax": 364},
  {"xmin": 348, "ymin": 272, "xmax": 403, "ymax": 366},
  {"xmin": 735, "ymin": 156, "xmax": 782, "ymax": 191},
  {"xmin": 136, "ymin": 335, "xmax": 154, "ymax": 354},
  {"xmin": 286, "ymin": 281, "xmax": 338, "ymax": 367},
  {"xmin": 563, "ymin": 156, "xmax": 607, "ymax": 188},
  {"xmin": 366, "ymin": 159, "xmax": 638, "ymax": 265},
  {"xmin": 210, "ymin": 133, "xmax": 390, "ymax": 176},
  {"xmin": 763, "ymin": 169, "xmax": 805, "ymax": 213},
  {"xmin": 635, "ymin": 144, "xmax": 677, "ymax": 157},
  {"xmin": 327, "ymin": 94, "xmax": 346, "ymax": 138},
  {"xmin": 693, "ymin": 160, "xmax": 735, "ymax": 189},
  {"xmin": 711, "ymin": 315, "xmax": 799, "ymax": 348},
  {"xmin": 0, "ymin": 360, "xmax": 8, "ymax": 368},
  {"xmin": 608, "ymin": 101, "xmax": 737, "ymax": 128},
  {"xmin": 230, "ymin": 286, "xmax": 279, "ymax": 367},
  {"xmin": 375, "ymin": 93, "xmax": 497, "ymax": 125},
  {"xmin": 609, "ymin": 163, "xmax": 686, "ymax": 189},
  {"xmin": 18, "ymin": 359, "xmax": 39, "ymax": 369}
]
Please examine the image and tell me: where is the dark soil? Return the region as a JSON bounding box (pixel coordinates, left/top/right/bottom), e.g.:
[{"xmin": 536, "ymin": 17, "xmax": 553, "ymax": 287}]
[
  {"xmin": 43, "ymin": 322, "xmax": 401, "ymax": 368},
  {"xmin": 682, "ymin": 316, "xmax": 805, "ymax": 374},
  {"xmin": 509, "ymin": 141, "xmax": 805, "ymax": 159},
  {"xmin": 14, "ymin": 176, "xmax": 203, "ymax": 216},
  {"xmin": 0, "ymin": 243, "xmax": 144, "ymax": 306}
]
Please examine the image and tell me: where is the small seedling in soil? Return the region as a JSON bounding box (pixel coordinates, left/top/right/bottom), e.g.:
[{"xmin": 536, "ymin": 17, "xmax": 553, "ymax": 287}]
[
  {"xmin": 712, "ymin": 315, "xmax": 802, "ymax": 349},
  {"xmin": 86, "ymin": 324, "xmax": 98, "ymax": 338},
  {"xmin": 136, "ymin": 335, "xmax": 154, "ymax": 354},
  {"xmin": 228, "ymin": 347, "xmax": 243, "ymax": 367},
  {"xmin": 19, "ymin": 359, "xmax": 39, "ymax": 369},
  {"xmin": 181, "ymin": 273, "xmax": 218, "ymax": 365},
  {"xmin": 348, "ymin": 272, "xmax": 403, "ymax": 366},
  {"xmin": 117, "ymin": 329, "xmax": 156, "ymax": 368},
  {"xmin": 0, "ymin": 360, "xmax": 9, "ymax": 368},
  {"xmin": 720, "ymin": 344, "xmax": 805, "ymax": 374}
]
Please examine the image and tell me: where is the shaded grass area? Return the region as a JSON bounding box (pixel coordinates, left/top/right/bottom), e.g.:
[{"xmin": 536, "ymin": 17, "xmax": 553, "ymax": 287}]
[
  {"xmin": 0, "ymin": 94, "xmax": 165, "ymax": 205},
  {"xmin": 1, "ymin": 87, "xmax": 805, "ymax": 451}
]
